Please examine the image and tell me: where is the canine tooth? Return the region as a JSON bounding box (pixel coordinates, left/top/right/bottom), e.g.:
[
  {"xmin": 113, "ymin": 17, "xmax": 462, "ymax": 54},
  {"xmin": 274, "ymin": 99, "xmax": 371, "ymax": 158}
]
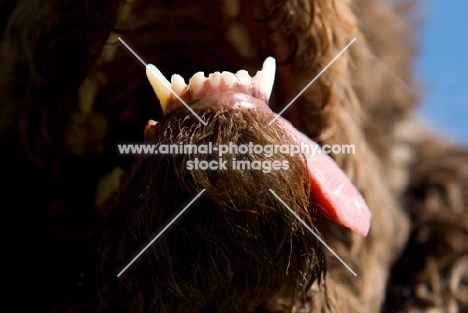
[
  {"xmin": 261, "ymin": 56, "xmax": 275, "ymax": 82},
  {"xmin": 146, "ymin": 64, "xmax": 172, "ymax": 113},
  {"xmin": 171, "ymin": 74, "xmax": 187, "ymax": 96},
  {"xmin": 221, "ymin": 71, "xmax": 237, "ymax": 86},
  {"xmin": 189, "ymin": 72, "xmax": 206, "ymax": 94},
  {"xmin": 235, "ymin": 70, "xmax": 252, "ymax": 85},
  {"xmin": 253, "ymin": 57, "xmax": 276, "ymax": 99},
  {"xmin": 208, "ymin": 72, "xmax": 222, "ymax": 87}
]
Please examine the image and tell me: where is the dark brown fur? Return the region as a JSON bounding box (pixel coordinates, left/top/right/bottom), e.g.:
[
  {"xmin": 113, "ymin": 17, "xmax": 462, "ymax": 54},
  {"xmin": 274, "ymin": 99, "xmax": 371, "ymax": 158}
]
[{"xmin": 99, "ymin": 106, "xmax": 324, "ymax": 312}]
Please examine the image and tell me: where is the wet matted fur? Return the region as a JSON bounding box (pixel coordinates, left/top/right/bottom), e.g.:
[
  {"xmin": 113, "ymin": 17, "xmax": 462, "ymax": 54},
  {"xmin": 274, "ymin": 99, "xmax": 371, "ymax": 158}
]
[{"xmin": 0, "ymin": 0, "xmax": 466, "ymax": 312}]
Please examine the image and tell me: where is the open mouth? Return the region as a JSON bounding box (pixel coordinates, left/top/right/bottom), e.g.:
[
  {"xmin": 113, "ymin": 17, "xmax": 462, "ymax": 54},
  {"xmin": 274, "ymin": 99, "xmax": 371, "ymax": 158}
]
[
  {"xmin": 73, "ymin": 0, "xmax": 370, "ymax": 305},
  {"xmin": 93, "ymin": 0, "xmax": 332, "ymax": 138},
  {"xmin": 146, "ymin": 56, "xmax": 275, "ymax": 114},
  {"xmin": 82, "ymin": 0, "xmax": 371, "ymax": 245},
  {"xmin": 117, "ymin": 0, "xmax": 288, "ymax": 91},
  {"xmin": 144, "ymin": 54, "xmax": 371, "ymax": 239},
  {"xmin": 5, "ymin": 1, "xmax": 460, "ymax": 313},
  {"xmin": 3, "ymin": 0, "xmax": 452, "ymax": 312}
]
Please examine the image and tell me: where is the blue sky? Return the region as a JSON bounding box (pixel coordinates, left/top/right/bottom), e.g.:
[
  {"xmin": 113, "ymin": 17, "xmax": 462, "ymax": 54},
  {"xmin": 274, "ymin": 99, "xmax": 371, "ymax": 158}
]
[{"xmin": 415, "ymin": 0, "xmax": 468, "ymax": 143}]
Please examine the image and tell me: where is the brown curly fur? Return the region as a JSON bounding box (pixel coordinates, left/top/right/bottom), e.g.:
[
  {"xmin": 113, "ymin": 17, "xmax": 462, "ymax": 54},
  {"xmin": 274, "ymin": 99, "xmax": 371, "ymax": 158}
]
[{"xmin": 0, "ymin": 0, "xmax": 466, "ymax": 312}]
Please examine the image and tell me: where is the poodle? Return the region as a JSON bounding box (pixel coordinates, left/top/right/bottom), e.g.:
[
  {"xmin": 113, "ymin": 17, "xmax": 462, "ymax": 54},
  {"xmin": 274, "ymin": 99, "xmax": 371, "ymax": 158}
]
[{"xmin": 0, "ymin": 0, "xmax": 466, "ymax": 312}]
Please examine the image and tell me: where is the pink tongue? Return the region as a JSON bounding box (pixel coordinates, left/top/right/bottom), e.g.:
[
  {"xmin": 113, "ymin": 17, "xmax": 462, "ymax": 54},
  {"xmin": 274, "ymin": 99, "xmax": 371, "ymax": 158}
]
[{"xmin": 278, "ymin": 118, "xmax": 371, "ymax": 237}]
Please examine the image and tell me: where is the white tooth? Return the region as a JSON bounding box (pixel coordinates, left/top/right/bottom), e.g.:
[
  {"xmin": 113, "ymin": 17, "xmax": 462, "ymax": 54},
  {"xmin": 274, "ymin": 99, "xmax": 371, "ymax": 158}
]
[
  {"xmin": 171, "ymin": 74, "xmax": 187, "ymax": 96},
  {"xmin": 262, "ymin": 56, "xmax": 276, "ymax": 77},
  {"xmin": 235, "ymin": 70, "xmax": 252, "ymax": 85},
  {"xmin": 253, "ymin": 70, "xmax": 267, "ymax": 96},
  {"xmin": 221, "ymin": 71, "xmax": 237, "ymax": 87},
  {"xmin": 146, "ymin": 64, "xmax": 172, "ymax": 113},
  {"xmin": 189, "ymin": 72, "xmax": 206, "ymax": 94},
  {"xmin": 253, "ymin": 57, "xmax": 276, "ymax": 99},
  {"xmin": 208, "ymin": 72, "xmax": 222, "ymax": 87}
]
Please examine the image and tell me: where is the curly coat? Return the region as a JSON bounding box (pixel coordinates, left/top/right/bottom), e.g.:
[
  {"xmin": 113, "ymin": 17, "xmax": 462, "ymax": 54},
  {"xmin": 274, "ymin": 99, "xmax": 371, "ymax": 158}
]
[{"xmin": 0, "ymin": 0, "xmax": 466, "ymax": 312}]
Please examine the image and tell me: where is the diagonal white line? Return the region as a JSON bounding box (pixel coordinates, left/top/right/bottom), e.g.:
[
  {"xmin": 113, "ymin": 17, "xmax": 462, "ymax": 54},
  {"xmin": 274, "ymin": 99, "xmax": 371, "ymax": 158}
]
[
  {"xmin": 268, "ymin": 38, "xmax": 357, "ymax": 126},
  {"xmin": 118, "ymin": 37, "xmax": 148, "ymax": 67},
  {"xmin": 117, "ymin": 37, "xmax": 207, "ymax": 125},
  {"xmin": 117, "ymin": 189, "xmax": 206, "ymax": 277},
  {"xmin": 268, "ymin": 189, "xmax": 357, "ymax": 276}
]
